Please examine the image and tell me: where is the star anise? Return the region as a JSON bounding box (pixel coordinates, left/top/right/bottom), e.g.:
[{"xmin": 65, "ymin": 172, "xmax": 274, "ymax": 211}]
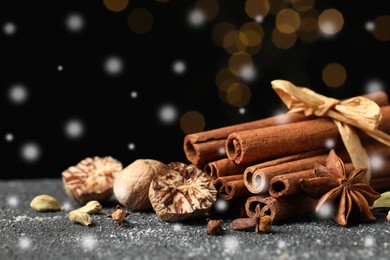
[{"xmin": 300, "ymin": 149, "xmax": 381, "ymax": 227}]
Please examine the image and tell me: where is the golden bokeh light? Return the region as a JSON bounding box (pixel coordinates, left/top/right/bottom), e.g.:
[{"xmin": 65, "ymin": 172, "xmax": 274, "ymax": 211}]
[
  {"xmin": 272, "ymin": 28, "xmax": 297, "ymax": 49},
  {"xmin": 318, "ymin": 9, "xmax": 344, "ymax": 35},
  {"xmin": 195, "ymin": 0, "xmax": 220, "ymax": 20},
  {"xmin": 103, "ymin": 0, "xmax": 129, "ymax": 12},
  {"xmin": 276, "ymin": 8, "xmax": 301, "ymax": 34},
  {"xmin": 226, "ymin": 82, "xmax": 252, "ymax": 107},
  {"xmin": 239, "ymin": 22, "xmax": 264, "ymax": 47},
  {"xmin": 215, "ymin": 68, "xmax": 239, "ymax": 89},
  {"xmin": 180, "ymin": 111, "xmax": 206, "ymax": 134},
  {"xmin": 298, "ymin": 29, "xmax": 320, "ymax": 43},
  {"xmin": 128, "ymin": 8, "xmax": 154, "ymax": 34},
  {"xmin": 322, "ymin": 63, "xmax": 347, "ymax": 88},
  {"xmin": 228, "ymin": 52, "xmax": 253, "ymax": 76},
  {"xmin": 212, "ymin": 22, "xmax": 236, "ymax": 48},
  {"xmin": 372, "ymin": 15, "xmax": 390, "ymax": 41},
  {"xmin": 245, "ymin": 0, "xmax": 270, "ymax": 19},
  {"xmin": 290, "ymin": 0, "xmax": 315, "ymax": 13}
]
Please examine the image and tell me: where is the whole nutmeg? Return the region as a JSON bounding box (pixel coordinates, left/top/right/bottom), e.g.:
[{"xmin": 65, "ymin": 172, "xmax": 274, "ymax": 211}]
[{"xmin": 113, "ymin": 159, "xmax": 166, "ymax": 211}]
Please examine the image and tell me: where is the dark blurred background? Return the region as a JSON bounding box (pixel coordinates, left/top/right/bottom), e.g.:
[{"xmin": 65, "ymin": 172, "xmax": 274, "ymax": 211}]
[{"xmin": 1, "ymin": 0, "xmax": 390, "ymax": 179}]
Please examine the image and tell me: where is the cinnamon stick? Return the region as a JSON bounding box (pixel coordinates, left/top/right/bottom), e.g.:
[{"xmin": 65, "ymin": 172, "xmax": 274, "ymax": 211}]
[
  {"xmin": 219, "ymin": 180, "xmax": 251, "ymax": 200},
  {"xmin": 226, "ymin": 105, "xmax": 390, "ymax": 165},
  {"xmin": 214, "ymin": 174, "xmax": 243, "ymax": 193},
  {"xmin": 244, "ymin": 150, "xmax": 351, "ymax": 194},
  {"xmin": 183, "ymin": 112, "xmax": 313, "ymax": 168},
  {"xmin": 245, "ymin": 195, "xmax": 317, "ymax": 223},
  {"xmin": 204, "ymin": 158, "xmax": 251, "ymax": 179},
  {"xmin": 268, "ymin": 163, "xmax": 355, "ymax": 198}
]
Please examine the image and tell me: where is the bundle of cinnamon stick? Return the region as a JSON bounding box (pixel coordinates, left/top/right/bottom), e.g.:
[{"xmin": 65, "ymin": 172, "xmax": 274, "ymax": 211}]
[{"xmin": 183, "ymin": 90, "xmax": 390, "ymax": 224}]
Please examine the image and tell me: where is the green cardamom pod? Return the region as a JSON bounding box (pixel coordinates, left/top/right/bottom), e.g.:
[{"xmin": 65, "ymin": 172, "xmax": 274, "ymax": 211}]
[
  {"xmin": 68, "ymin": 209, "xmax": 93, "ymax": 227},
  {"xmin": 78, "ymin": 200, "xmax": 102, "ymax": 214},
  {"xmin": 30, "ymin": 194, "xmax": 64, "ymax": 212},
  {"xmin": 372, "ymin": 191, "xmax": 390, "ymax": 209}
]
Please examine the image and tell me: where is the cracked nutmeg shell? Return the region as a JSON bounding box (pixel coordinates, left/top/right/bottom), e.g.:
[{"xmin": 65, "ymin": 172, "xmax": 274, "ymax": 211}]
[
  {"xmin": 113, "ymin": 159, "xmax": 167, "ymax": 211},
  {"xmin": 149, "ymin": 162, "xmax": 217, "ymax": 222},
  {"xmin": 62, "ymin": 156, "xmax": 123, "ymax": 204}
]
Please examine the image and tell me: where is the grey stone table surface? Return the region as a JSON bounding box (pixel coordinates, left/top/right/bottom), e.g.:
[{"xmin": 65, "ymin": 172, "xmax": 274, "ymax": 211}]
[{"xmin": 1, "ymin": 179, "xmax": 390, "ymax": 260}]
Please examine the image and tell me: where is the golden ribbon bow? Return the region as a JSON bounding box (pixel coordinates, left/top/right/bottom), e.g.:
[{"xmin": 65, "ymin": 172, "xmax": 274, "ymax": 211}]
[{"xmin": 271, "ymin": 79, "xmax": 390, "ymax": 184}]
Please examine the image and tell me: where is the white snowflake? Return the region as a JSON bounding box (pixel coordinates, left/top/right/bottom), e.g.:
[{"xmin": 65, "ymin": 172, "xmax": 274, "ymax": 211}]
[
  {"xmin": 365, "ymin": 79, "xmax": 384, "ymax": 93},
  {"xmin": 240, "ymin": 65, "xmax": 256, "ymax": 82},
  {"xmin": 188, "ymin": 9, "xmax": 205, "ymax": 27},
  {"xmin": 365, "ymin": 21, "xmax": 374, "ymax": 31},
  {"xmin": 104, "ymin": 55, "xmax": 124, "ymax": 76},
  {"xmin": 218, "ymin": 147, "xmax": 226, "ymax": 155},
  {"xmin": 317, "ymin": 202, "xmax": 334, "ymax": 219},
  {"xmin": 364, "ymin": 235, "xmax": 376, "ymax": 247},
  {"xmin": 81, "ymin": 235, "xmax": 98, "ymax": 251},
  {"xmin": 223, "ymin": 236, "xmax": 240, "ymax": 254},
  {"xmin": 62, "ymin": 201, "xmax": 73, "ymax": 211},
  {"xmin": 254, "ymin": 15, "xmax": 264, "ymax": 23},
  {"xmin": 3, "ymin": 21, "xmax": 16, "ymax": 35},
  {"xmin": 213, "ymin": 198, "xmax": 229, "ymax": 213},
  {"xmin": 8, "ymin": 83, "xmax": 28, "ymax": 104},
  {"xmin": 130, "ymin": 91, "xmax": 138, "ymax": 98},
  {"xmin": 157, "ymin": 104, "xmax": 178, "ymax": 124},
  {"xmin": 172, "ymin": 60, "xmax": 187, "ymax": 75},
  {"xmin": 238, "ymin": 107, "xmax": 246, "ymax": 114},
  {"xmin": 7, "ymin": 195, "xmax": 19, "ymax": 207},
  {"xmin": 5, "ymin": 133, "xmax": 14, "ymax": 142},
  {"xmin": 128, "ymin": 143, "xmax": 136, "ymax": 150},
  {"xmin": 370, "ymin": 154, "xmax": 384, "ymax": 171},
  {"xmin": 64, "ymin": 119, "xmax": 84, "ymax": 139},
  {"xmin": 324, "ymin": 138, "xmax": 336, "ymax": 150},
  {"xmin": 58, "ymin": 65, "xmax": 63, "ymax": 71},
  {"xmin": 18, "ymin": 237, "xmax": 32, "ymax": 250},
  {"xmin": 65, "ymin": 13, "xmax": 85, "ymax": 32},
  {"xmin": 20, "ymin": 142, "xmax": 41, "ymax": 162}
]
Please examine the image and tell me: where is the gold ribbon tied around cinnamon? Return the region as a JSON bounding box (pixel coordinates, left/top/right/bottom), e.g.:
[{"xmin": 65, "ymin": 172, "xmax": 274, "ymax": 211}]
[{"xmin": 271, "ymin": 79, "xmax": 390, "ymax": 184}]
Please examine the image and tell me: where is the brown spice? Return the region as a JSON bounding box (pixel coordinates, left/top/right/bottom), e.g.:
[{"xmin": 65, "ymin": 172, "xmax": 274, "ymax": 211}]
[
  {"xmin": 106, "ymin": 205, "xmax": 132, "ymax": 227},
  {"xmin": 257, "ymin": 215, "xmax": 272, "ymax": 234},
  {"xmin": 300, "ymin": 149, "xmax": 381, "ymax": 227},
  {"xmin": 231, "ymin": 217, "xmax": 257, "ymax": 231},
  {"xmin": 206, "ymin": 219, "xmax": 223, "ymax": 235}
]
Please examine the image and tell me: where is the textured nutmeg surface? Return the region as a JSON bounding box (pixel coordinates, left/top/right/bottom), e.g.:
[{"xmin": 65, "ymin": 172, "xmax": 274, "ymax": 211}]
[
  {"xmin": 62, "ymin": 156, "xmax": 123, "ymax": 204},
  {"xmin": 149, "ymin": 162, "xmax": 217, "ymax": 222},
  {"xmin": 113, "ymin": 159, "xmax": 167, "ymax": 211}
]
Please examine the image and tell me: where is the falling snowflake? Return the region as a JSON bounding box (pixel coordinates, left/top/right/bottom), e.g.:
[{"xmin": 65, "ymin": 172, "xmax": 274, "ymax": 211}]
[
  {"xmin": 240, "ymin": 65, "xmax": 256, "ymax": 82},
  {"xmin": 254, "ymin": 15, "xmax": 264, "ymax": 23},
  {"xmin": 81, "ymin": 235, "xmax": 98, "ymax": 252},
  {"xmin": 157, "ymin": 104, "xmax": 178, "ymax": 124},
  {"xmin": 63, "ymin": 201, "xmax": 73, "ymax": 211},
  {"xmin": 218, "ymin": 147, "xmax": 226, "ymax": 155},
  {"xmin": 223, "ymin": 236, "xmax": 240, "ymax": 254},
  {"xmin": 7, "ymin": 195, "xmax": 19, "ymax": 207},
  {"xmin": 365, "ymin": 21, "xmax": 375, "ymax": 31},
  {"xmin": 365, "ymin": 79, "xmax": 384, "ymax": 93},
  {"xmin": 213, "ymin": 198, "xmax": 228, "ymax": 213},
  {"xmin": 370, "ymin": 154, "xmax": 384, "ymax": 171},
  {"xmin": 5, "ymin": 133, "xmax": 14, "ymax": 142},
  {"xmin": 238, "ymin": 107, "xmax": 246, "ymax": 114},
  {"xmin": 104, "ymin": 55, "xmax": 124, "ymax": 76},
  {"xmin": 172, "ymin": 223, "xmax": 183, "ymax": 232},
  {"xmin": 364, "ymin": 235, "xmax": 376, "ymax": 247},
  {"xmin": 172, "ymin": 60, "xmax": 187, "ymax": 75},
  {"xmin": 8, "ymin": 83, "xmax": 28, "ymax": 104},
  {"xmin": 18, "ymin": 237, "xmax": 32, "ymax": 250},
  {"xmin": 65, "ymin": 13, "xmax": 85, "ymax": 32},
  {"xmin": 20, "ymin": 142, "xmax": 41, "ymax": 162},
  {"xmin": 130, "ymin": 91, "xmax": 138, "ymax": 99},
  {"xmin": 58, "ymin": 65, "xmax": 63, "ymax": 71},
  {"xmin": 317, "ymin": 201, "xmax": 334, "ymax": 219},
  {"xmin": 324, "ymin": 138, "xmax": 336, "ymax": 150},
  {"xmin": 188, "ymin": 9, "xmax": 205, "ymax": 27},
  {"xmin": 128, "ymin": 143, "xmax": 136, "ymax": 150},
  {"xmin": 3, "ymin": 21, "xmax": 16, "ymax": 35},
  {"xmin": 64, "ymin": 119, "xmax": 84, "ymax": 139}
]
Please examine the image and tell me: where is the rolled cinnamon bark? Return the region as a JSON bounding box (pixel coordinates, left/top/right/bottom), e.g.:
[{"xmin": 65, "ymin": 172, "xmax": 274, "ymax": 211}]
[
  {"xmin": 204, "ymin": 158, "xmax": 251, "ymax": 179},
  {"xmin": 183, "ymin": 112, "xmax": 313, "ymax": 168},
  {"xmin": 214, "ymin": 174, "xmax": 243, "ymax": 193},
  {"xmin": 227, "ymin": 106, "xmax": 390, "ymax": 165},
  {"xmin": 268, "ymin": 163, "xmax": 355, "ymax": 198},
  {"xmin": 219, "ymin": 180, "xmax": 251, "ymax": 200},
  {"xmin": 245, "ymin": 195, "xmax": 317, "ymax": 223},
  {"xmin": 244, "ymin": 150, "xmax": 351, "ymax": 194}
]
